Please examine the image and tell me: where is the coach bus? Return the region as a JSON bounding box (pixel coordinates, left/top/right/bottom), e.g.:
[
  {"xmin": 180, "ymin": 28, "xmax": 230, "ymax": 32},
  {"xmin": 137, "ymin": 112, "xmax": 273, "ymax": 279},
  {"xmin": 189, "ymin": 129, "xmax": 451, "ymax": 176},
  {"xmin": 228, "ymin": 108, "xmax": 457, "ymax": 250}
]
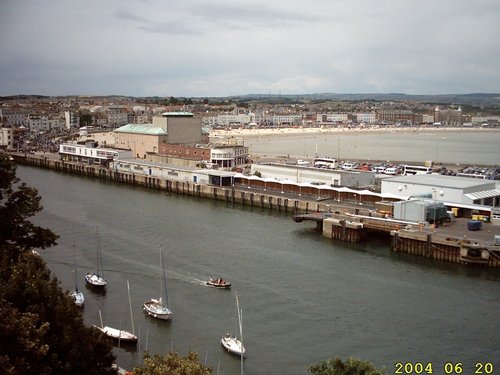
[
  {"xmin": 401, "ymin": 165, "xmax": 432, "ymax": 175},
  {"xmin": 313, "ymin": 157, "xmax": 337, "ymax": 169}
]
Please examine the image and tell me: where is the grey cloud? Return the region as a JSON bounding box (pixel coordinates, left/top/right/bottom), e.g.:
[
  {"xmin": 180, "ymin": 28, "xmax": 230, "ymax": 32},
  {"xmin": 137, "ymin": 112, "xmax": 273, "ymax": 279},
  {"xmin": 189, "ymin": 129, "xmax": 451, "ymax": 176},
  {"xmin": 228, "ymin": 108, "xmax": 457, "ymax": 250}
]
[
  {"xmin": 115, "ymin": 9, "xmax": 149, "ymax": 23},
  {"xmin": 115, "ymin": 7, "xmax": 203, "ymax": 35},
  {"xmin": 189, "ymin": 2, "xmax": 316, "ymax": 29}
]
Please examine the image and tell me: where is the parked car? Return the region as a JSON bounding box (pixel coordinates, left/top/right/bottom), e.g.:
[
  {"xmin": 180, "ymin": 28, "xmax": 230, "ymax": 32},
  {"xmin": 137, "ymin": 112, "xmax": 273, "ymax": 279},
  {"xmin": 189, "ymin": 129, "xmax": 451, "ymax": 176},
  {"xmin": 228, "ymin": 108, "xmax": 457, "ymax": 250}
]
[{"xmin": 341, "ymin": 162, "xmax": 355, "ymax": 171}]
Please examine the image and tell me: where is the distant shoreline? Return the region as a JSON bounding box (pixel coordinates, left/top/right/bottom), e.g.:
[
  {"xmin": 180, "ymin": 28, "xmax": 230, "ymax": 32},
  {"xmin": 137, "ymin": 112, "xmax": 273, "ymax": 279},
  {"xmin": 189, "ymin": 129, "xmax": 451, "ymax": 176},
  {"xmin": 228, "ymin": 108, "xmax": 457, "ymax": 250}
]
[{"xmin": 210, "ymin": 126, "xmax": 500, "ymax": 139}]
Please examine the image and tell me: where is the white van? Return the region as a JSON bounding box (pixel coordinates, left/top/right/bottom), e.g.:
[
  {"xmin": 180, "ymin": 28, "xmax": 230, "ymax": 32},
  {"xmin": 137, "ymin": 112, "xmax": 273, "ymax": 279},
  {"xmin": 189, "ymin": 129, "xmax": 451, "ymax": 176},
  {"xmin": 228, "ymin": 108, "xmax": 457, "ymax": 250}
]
[
  {"xmin": 384, "ymin": 167, "xmax": 397, "ymax": 175},
  {"xmin": 297, "ymin": 159, "xmax": 309, "ymax": 166},
  {"xmin": 341, "ymin": 162, "xmax": 354, "ymax": 171}
]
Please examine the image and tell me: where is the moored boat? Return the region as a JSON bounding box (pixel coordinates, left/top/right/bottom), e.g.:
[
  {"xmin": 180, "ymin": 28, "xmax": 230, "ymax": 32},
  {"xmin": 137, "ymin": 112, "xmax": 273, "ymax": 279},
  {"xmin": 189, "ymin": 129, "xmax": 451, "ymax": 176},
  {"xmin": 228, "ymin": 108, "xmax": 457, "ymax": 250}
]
[
  {"xmin": 85, "ymin": 228, "xmax": 107, "ymax": 288},
  {"xmin": 94, "ymin": 281, "xmax": 137, "ymax": 345},
  {"xmin": 85, "ymin": 271, "xmax": 107, "ymax": 287},
  {"xmin": 143, "ymin": 247, "xmax": 172, "ymax": 320},
  {"xmin": 69, "ymin": 288, "xmax": 85, "ymax": 307},
  {"xmin": 221, "ymin": 333, "xmax": 245, "ymax": 357},
  {"xmin": 70, "ymin": 257, "xmax": 85, "ymax": 307},
  {"xmin": 143, "ymin": 298, "xmax": 172, "ymax": 320},
  {"xmin": 221, "ymin": 291, "xmax": 245, "ymax": 358},
  {"xmin": 94, "ymin": 325, "xmax": 138, "ymax": 343}
]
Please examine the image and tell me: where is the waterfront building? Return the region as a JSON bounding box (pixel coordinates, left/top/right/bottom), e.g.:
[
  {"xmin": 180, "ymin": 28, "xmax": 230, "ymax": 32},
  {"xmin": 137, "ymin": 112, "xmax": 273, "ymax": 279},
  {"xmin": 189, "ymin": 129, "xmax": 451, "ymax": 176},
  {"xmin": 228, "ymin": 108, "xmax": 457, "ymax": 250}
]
[
  {"xmin": 434, "ymin": 106, "xmax": 463, "ymax": 126},
  {"xmin": 354, "ymin": 113, "xmax": 376, "ymax": 124},
  {"xmin": 156, "ymin": 137, "xmax": 249, "ymax": 171},
  {"xmin": 114, "ymin": 124, "xmax": 167, "ymax": 158},
  {"xmin": 113, "ymin": 112, "xmax": 203, "ymax": 158},
  {"xmin": 59, "ymin": 142, "xmax": 133, "ymax": 165},
  {"xmin": 152, "ymin": 112, "xmax": 202, "ymax": 144},
  {"xmin": 111, "ymin": 158, "xmax": 235, "ymax": 186},
  {"xmin": 251, "ymin": 163, "xmax": 376, "ymax": 188},
  {"xmin": 272, "ymin": 114, "xmax": 302, "ymax": 126},
  {"xmin": 316, "ymin": 113, "xmax": 349, "ymax": 124},
  {"xmin": 375, "ymin": 109, "xmax": 414, "ymax": 125},
  {"xmin": 381, "ymin": 174, "xmax": 500, "ymax": 216},
  {"xmin": 471, "ymin": 116, "xmax": 500, "ymax": 127}
]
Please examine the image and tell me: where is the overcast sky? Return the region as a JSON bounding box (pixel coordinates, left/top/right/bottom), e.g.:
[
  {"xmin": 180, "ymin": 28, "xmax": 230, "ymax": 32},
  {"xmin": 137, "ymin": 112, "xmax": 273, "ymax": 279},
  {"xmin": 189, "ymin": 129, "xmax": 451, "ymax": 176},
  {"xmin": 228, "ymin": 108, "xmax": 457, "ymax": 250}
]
[{"xmin": 1, "ymin": 0, "xmax": 499, "ymax": 97}]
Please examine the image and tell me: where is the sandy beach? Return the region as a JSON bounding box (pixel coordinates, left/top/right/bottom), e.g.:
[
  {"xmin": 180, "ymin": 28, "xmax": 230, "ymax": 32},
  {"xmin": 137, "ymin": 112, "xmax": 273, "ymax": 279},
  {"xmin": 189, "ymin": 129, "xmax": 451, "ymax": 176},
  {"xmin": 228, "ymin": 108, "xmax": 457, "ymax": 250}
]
[
  {"xmin": 81, "ymin": 125, "xmax": 499, "ymax": 166},
  {"xmin": 209, "ymin": 125, "xmax": 499, "ymax": 139}
]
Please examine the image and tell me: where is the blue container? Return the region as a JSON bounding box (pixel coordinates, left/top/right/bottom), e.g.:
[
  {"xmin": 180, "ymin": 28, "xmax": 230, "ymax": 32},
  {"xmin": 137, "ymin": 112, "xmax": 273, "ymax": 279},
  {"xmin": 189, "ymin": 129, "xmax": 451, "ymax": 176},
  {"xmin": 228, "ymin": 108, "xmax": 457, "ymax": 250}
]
[{"xmin": 467, "ymin": 220, "xmax": 482, "ymax": 231}]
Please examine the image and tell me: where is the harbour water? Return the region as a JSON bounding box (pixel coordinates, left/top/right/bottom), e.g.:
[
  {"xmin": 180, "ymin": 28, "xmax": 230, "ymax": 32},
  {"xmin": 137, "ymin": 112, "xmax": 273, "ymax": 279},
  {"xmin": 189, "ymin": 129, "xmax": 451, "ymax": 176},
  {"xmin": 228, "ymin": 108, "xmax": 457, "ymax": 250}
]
[
  {"xmin": 242, "ymin": 130, "xmax": 500, "ymax": 166},
  {"xmin": 17, "ymin": 165, "xmax": 500, "ymax": 375}
]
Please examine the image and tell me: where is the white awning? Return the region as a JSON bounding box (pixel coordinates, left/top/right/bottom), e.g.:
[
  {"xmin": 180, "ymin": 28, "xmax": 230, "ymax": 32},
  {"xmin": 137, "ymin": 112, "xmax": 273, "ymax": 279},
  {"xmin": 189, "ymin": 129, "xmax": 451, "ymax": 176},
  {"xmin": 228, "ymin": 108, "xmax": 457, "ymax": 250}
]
[{"xmin": 465, "ymin": 189, "xmax": 500, "ymax": 200}]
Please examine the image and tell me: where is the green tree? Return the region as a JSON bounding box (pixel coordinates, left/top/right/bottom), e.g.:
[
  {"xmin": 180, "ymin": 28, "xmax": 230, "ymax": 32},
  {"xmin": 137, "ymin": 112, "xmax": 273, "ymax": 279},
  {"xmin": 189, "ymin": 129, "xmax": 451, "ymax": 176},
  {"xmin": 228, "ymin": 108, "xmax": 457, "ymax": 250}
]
[
  {"xmin": 132, "ymin": 351, "xmax": 212, "ymax": 375},
  {"xmin": 80, "ymin": 113, "xmax": 93, "ymax": 127},
  {"xmin": 0, "ymin": 153, "xmax": 117, "ymax": 375},
  {"xmin": 309, "ymin": 357, "xmax": 387, "ymax": 375}
]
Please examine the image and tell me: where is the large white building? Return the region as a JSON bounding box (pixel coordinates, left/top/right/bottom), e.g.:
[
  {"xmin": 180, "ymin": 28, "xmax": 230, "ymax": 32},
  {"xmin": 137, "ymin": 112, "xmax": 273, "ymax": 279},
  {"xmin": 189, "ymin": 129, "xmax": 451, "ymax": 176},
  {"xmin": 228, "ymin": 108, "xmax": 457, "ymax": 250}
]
[
  {"xmin": 64, "ymin": 111, "xmax": 80, "ymax": 129},
  {"xmin": 59, "ymin": 142, "xmax": 132, "ymax": 164},
  {"xmin": 1, "ymin": 109, "xmax": 28, "ymax": 126},
  {"xmin": 28, "ymin": 114, "xmax": 63, "ymax": 132},
  {"xmin": 354, "ymin": 113, "xmax": 376, "ymax": 124},
  {"xmin": 272, "ymin": 114, "xmax": 302, "ymax": 126},
  {"xmin": 106, "ymin": 106, "xmax": 129, "ymax": 126},
  {"xmin": 381, "ymin": 174, "xmax": 500, "ymax": 209},
  {"xmin": 316, "ymin": 113, "xmax": 349, "ymax": 124},
  {"xmin": 251, "ymin": 163, "xmax": 376, "ymax": 188}
]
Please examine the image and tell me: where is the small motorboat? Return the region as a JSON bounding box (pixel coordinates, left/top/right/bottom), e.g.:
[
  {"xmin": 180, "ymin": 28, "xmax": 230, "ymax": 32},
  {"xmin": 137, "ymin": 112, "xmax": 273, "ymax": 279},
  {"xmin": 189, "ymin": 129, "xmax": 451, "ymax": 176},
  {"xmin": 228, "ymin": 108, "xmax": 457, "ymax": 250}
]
[{"xmin": 207, "ymin": 276, "xmax": 231, "ymax": 289}]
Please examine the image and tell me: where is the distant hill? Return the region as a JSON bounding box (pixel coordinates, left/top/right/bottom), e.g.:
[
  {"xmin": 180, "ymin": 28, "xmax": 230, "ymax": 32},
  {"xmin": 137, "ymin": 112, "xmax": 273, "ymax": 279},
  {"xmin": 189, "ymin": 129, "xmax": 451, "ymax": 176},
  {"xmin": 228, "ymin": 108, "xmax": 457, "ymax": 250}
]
[
  {"xmin": 233, "ymin": 93, "xmax": 500, "ymax": 106},
  {"xmin": 2, "ymin": 93, "xmax": 500, "ymax": 107}
]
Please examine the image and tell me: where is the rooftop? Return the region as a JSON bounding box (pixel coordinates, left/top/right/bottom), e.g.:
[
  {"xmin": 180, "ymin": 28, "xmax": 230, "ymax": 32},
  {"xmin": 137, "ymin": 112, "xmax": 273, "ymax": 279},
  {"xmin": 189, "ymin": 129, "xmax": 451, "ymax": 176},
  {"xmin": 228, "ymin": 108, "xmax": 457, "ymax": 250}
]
[
  {"xmin": 383, "ymin": 174, "xmax": 495, "ymax": 189},
  {"xmin": 114, "ymin": 124, "xmax": 167, "ymax": 135},
  {"xmin": 161, "ymin": 112, "xmax": 194, "ymax": 117}
]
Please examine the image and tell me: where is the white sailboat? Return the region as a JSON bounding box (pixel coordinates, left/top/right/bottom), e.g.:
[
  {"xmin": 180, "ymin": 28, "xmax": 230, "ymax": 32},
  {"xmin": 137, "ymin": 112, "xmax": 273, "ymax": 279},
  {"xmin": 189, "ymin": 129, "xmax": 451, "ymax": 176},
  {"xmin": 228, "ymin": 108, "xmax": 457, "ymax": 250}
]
[
  {"xmin": 69, "ymin": 258, "xmax": 84, "ymax": 307},
  {"xmin": 221, "ymin": 291, "xmax": 245, "ymax": 358},
  {"xmin": 94, "ymin": 280, "xmax": 138, "ymax": 344},
  {"xmin": 143, "ymin": 247, "xmax": 172, "ymax": 320},
  {"xmin": 85, "ymin": 227, "xmax": 107, "ymax": 287}
]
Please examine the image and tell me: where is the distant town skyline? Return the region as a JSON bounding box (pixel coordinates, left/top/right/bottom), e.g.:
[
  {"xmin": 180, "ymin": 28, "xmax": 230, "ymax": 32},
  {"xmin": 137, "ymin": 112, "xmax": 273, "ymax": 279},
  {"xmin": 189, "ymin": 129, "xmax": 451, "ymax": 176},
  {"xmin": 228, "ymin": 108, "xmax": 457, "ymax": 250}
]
[{"xmin": 1, "ymin": 0, "xmax": 499, "ymax": 97}]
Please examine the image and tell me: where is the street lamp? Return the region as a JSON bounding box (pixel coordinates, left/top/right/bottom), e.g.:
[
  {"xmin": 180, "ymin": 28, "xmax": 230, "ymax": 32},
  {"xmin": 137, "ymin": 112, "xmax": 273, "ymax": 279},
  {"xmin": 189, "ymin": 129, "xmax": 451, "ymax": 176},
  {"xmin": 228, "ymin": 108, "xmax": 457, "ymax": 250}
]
[
  {"xmin": 435, "ymin": 136, "xmax": 446, "ymax": 165},
  {"xmin": 431, "ymin": 188, "xmax": 444, "ymax": 226}
]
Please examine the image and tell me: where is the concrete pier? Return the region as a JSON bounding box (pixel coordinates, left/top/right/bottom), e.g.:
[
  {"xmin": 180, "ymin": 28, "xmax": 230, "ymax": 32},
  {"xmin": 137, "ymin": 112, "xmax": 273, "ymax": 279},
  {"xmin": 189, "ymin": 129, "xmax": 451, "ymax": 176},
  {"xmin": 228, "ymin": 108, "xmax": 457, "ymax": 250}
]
[{"xmin": 13, "ymin": 154, "xmax": 500, "ymax": 267}]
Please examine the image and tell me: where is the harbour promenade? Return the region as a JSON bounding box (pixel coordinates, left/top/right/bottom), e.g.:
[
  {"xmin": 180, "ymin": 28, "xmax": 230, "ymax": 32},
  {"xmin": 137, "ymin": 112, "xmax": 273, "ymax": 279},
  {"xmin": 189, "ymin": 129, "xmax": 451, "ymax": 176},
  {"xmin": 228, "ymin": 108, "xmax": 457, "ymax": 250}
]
[{"xmin": 12, "ymin": 153, "xmax": 500, "ymax": 267}]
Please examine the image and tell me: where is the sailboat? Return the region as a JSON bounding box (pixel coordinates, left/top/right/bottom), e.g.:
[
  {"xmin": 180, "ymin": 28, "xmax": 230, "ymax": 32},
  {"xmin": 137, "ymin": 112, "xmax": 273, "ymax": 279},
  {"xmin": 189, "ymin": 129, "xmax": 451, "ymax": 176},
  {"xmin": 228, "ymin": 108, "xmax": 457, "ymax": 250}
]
[
  {"xmin": 221, "ymin": 291, "xmax": 245, "ymax": 358},
  {"xmin": 85, "ymin": 227, "xmax": 107, "ymax": 287},
  {"xmin": 94, "ymin": 280, "xmax": 138, "ymax": 344},
  {"xmin": 143, "ymin": 247, "xmax": 172, "ymax": 320},
  {"xmin": 69, "ymin": 258, "xmax": 84, "ymax": 307}
]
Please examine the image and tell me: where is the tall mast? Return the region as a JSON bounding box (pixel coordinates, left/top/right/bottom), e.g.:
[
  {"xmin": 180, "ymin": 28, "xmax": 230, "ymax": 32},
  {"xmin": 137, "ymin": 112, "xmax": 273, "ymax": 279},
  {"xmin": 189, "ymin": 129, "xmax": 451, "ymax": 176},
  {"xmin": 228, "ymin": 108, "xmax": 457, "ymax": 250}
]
[
  {"xmin": 127, "ymin": 280, "xmax": 135, "ymax": 335},
  {"xmin": 161, "ymin": 249, "xmax": 169, "ymax": 308}
]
